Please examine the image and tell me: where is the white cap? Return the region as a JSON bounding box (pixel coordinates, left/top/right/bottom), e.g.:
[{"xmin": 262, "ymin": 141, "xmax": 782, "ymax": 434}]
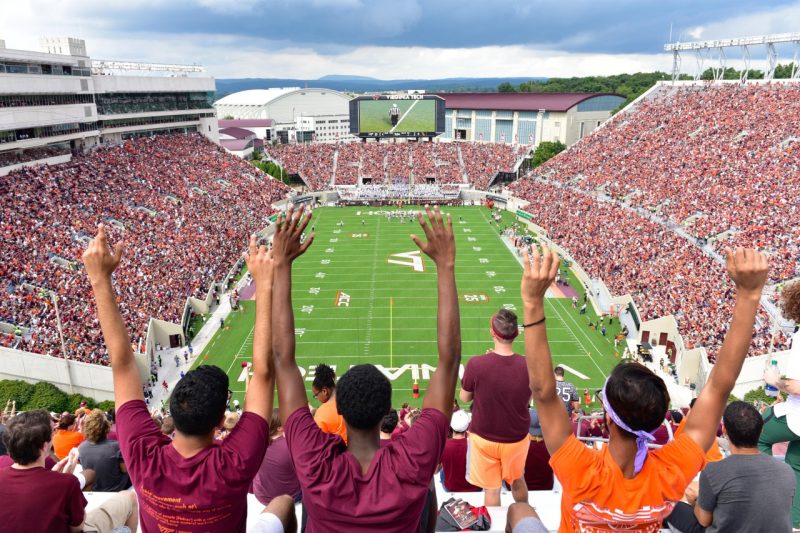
[{"xmin": 450, "ymin": 410, "xmax": 470, "ymax": 433}]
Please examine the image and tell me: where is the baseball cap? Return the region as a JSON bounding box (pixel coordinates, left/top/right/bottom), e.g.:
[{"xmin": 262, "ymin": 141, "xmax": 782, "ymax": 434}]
[
  {"xmin": 450, "ymin": 410, "xmax": 470, "ymax": 433},
  {"xmin": 529, "ymin": 409, "xmax": 543, "ymax": 437}
]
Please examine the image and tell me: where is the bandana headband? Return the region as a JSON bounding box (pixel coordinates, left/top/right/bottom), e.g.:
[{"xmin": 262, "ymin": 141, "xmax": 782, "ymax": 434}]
[{"xmin": 600, "ymin": 379, "xmax": 657, "ymax": 474}]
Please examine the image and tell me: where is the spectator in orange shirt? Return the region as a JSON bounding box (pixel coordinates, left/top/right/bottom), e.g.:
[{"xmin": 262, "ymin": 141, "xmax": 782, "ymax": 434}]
[
  {"xmin": 312, "ymin": 363, "xmax": 347, "ymax": 443},
  {"xmin": 674, "ymin": 398, "xmax": 724, "ymax": 463},
  {"xmin": 518, "ymin": 246, "xmax": 767, "ymax": 533},
  {"xmin": 52, "ymin": 413, "xmax": 84, "ymax": 460}
]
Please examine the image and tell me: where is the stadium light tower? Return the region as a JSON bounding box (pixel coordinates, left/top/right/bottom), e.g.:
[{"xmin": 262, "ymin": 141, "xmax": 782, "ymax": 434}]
[
  {"xmin": 27, "ymin": 284, "xmax": 75, "ymax": 393},
  {"xmin": 665, "ymin": 32, "xmax": 800, "ymax": 82}
]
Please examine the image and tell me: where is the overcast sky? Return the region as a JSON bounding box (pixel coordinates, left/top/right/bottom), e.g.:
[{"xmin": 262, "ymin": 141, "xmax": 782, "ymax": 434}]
[{"xmin": 2, "ymin": 1, "xmax": 799, "ymax": 79}]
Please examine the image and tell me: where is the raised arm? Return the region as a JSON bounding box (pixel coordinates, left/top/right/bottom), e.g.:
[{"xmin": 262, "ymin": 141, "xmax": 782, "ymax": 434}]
[
  {"xmin": 82, "ymin": 224, "xmax": 143, "ymax": 407},
  {"xmin": 522, "ymin": 246, "xmax": 572, "ymax": 454},
  {"xmin": 243, "ymin": 235, "xmax": 274, "ymax": 421},
  {"xmin": 683, "ymin": 248, "xmax": 767, "ymax": 452},
  {"xmin": 411, "ymin": 206, "xmax": 461, "ymax": 416},
  {"xmin": 271, "ymin": 205, "xmax": 315, "ymax": 424}
]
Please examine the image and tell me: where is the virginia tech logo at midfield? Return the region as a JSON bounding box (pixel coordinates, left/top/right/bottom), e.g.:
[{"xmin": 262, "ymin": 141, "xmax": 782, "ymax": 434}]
[{"xmin": 387, "ymin": 251, "xmax": 425, "ymax": 272}]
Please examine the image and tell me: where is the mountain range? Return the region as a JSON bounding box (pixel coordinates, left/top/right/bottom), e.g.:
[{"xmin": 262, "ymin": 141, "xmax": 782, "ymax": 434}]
[{"xmin": 214, "ymin": 75, "xmax": 545, "ymax": 97}]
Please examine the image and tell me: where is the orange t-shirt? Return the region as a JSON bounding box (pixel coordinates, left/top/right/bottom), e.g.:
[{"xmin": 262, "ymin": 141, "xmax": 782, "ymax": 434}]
[
  {"xmin": 314, "ymin": 399, "xmax": 348, "ymax": 443},
  {"xmin": 550, "ymin": 433, "xmax": 705, "ymax": 533},
  {"xmin": 52, "ymin": 430, "xmax": 84, "ymax": 460},
  {"xmin": 674, "ymin": 417, "xmax": 723, "ymax": 463}
]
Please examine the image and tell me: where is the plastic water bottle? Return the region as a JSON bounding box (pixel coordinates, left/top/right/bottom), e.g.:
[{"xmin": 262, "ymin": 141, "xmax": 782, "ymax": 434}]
[{"xmin": 765, "ymin": 359, "xmax": 779, "ymax": 397}]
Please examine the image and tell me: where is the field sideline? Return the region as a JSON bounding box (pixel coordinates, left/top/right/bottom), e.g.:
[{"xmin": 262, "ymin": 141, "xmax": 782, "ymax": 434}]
[{"xmin": 195, "ymin": 206, "xmax": 622, "ymax": 408}]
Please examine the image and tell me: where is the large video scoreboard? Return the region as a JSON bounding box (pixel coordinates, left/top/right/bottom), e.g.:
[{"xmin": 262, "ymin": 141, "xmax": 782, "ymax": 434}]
[{"xmin": 349, "ymin": 94, "xmax": 446, "ymax": 138}]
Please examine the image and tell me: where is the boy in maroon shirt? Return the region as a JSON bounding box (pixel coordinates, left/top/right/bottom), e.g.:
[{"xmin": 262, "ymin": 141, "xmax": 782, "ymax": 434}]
[
  {"xmin": 271, "ymin": 205, "xmax": 461, "ymax": 533},
  {"xmin": 439, "ymin": 410, "xmax": 480, "ymax": 492},
  {"xmin": 83, "ymin": 225, "xmax": 293, "ymax": 533}
]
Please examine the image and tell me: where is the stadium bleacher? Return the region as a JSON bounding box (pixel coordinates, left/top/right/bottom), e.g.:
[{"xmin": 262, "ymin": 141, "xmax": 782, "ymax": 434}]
[
  {"xmin": 0, "ymin": 134, "xmax": 289, "ymax": 364},
  {"xmin": 266, "ymin": 141, "xmax": 526, "ymax": 189},
  {"xmin": 510, "ymin": 82, "xmax": 800, "ymax": 359}
]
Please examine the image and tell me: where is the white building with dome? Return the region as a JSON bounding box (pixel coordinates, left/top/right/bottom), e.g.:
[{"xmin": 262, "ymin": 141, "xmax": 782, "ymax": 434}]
[{"xmin": 213, "ymin": 87, "xmax": 355, "ymax": 143}]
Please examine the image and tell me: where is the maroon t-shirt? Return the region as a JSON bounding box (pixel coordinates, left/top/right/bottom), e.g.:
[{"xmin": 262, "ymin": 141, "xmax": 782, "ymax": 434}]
[
  {"xmin": 523, "ymin": 439, "xmax": 553, "ymax": 490},
  {"xmin": 0, "ymin": 467, "xmax": 86, "ymax": 532},
  {"xmin": 117, "ymin": 400, "xmax": 268, "ymax": 533},
  {"xmin": 461, "ymin": 352, "xmax": 531, "ymax": 442},
  {"xmin": 0, "ymin": 454, "xmax": 56, "ymax": 470},
  {"xmin": 285, "ymin": 406, "xmax": 449, "ymax": 533},
  {"xmin": 253, "ymin": 436, "xmax": 301, "ymax": 506},
  {"xmin": 441, "ymin": 438, "xmax": 480, "ymax": 492}
]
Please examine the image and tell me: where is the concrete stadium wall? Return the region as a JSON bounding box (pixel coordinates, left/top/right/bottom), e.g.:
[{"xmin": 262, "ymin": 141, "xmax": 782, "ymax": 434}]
[
  {"xmin": 0, "ymin": 346, "xmax": 149, "ymax": 402},
  {"xmin": 731, "ymin": 349, "xmax": 791, "ymax": 399}
]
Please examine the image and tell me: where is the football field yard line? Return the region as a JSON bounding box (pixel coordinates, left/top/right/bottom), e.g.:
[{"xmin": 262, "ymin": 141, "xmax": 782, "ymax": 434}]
[
  {"xmin": 225, "ymin": 326, "xmax": 254, "ymax": 376},
  {"xmin": 548, "ymin": 301, "xmax": 608, "ymax": 380},
  {"xmin": 389, "ymin": 99, "xmax": 420, "ymax": 133}
]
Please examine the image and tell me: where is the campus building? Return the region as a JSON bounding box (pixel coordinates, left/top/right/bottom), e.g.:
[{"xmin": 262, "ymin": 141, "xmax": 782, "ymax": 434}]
[
  {"xmin": 214, "ymin": 88, "xmax": 356, "ymax": 144},
  {"xmin": 0, "ymin": 37, "xmax": 218, "ymax": 176},
  {"xmin": 435, "ymin": 92, "xmax": 625, "ymax": 146}
]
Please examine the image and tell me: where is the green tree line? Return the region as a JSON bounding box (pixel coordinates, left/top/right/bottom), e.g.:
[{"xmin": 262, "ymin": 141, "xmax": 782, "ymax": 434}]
[
  {"xmin": 498, "ymin": 64, "xmax": 798, "ymax": 111},
  {"xmin": 0, "ymin": 379, "xmax": 115, "ymax": 414}
]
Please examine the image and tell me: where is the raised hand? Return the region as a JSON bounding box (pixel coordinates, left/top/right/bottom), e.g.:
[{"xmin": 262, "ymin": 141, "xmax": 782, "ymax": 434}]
[
  {"xmin": 271, "ymin": 204, "xmax": 314, "ymax": 266},
  {"xmin": 410, "ymin": 205, "xmax": 455, "ymax": 268},
  {"xmin": 521, "ymin": 246, "xmax": 560, "ymax": 305},
  {"xmin": 724, "ymin": 247, "xmax": 768, "ymax": 296},
  {"xmin": 82, "ymin": 223, "xmax": 124, "ymax": 287},
  {"xmin": 245, "ymin": 234, "xmax": 274, "ymax": 287}
]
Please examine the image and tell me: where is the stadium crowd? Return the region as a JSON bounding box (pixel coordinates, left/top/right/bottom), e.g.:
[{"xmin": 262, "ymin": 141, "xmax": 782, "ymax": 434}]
[
  {"xmin": 0, "ymin": 134, "xmax": 289, "ymax": 364},
  {"xmin": 536, "ymin": 83, "xmax": 800, "ymax": 284},
  {"xmin": 266, "ymin": 141, "xmax": 525, "ymax": 190},
  {"xmin": 1, "ymin": 202, "xmax": 799, "ymax": 533}
]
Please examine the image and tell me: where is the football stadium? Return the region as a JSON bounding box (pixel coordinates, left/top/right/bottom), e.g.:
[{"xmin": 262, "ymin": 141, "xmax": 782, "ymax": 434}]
[{"xmin": 1, "ymin": 12, "xmax": 800, "ymax": 533}]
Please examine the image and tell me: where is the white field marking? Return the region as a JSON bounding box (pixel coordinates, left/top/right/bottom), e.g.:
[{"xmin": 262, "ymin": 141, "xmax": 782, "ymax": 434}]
[
  {"xmin": 389, "ymin": 99, "xmax": 420, "ymax": 133},
  {"xmin": 557, "ymin": 364, "xmax": 590, "ymax": 380},
  {"xmin": 548, "ymin": 301, "xmax": 608, "ymax": 379},
  {"xmin": 225, "ymin": 326, "xmax": 254, "ymax": 376},
  {"xmin": 386, "ymin": 250, "xmax": 424, "ymax": 272}
]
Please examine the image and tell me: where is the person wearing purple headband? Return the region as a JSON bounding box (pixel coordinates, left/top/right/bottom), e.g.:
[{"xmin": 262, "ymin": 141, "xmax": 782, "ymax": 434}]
[
  {"xmin": 459, "ymin": 308, "xmax": 532, "ymax": 507},
  {"xmin": 511, "ymin": 246, "xmax": 767, "ymax": 533}
]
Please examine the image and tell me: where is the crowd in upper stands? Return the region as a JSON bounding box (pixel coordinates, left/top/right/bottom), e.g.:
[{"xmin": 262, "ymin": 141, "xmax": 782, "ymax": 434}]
[
  {"xmin": 0, "ymin": 134, "xmax": 289, "ymax": 364},
  {"xmin": 536, "ymin": 83, "xmax": 800, "ymax": 284},
  {"xmin": 510, "ymin": 82, "xmax": 800, "ymax": 358},
  {"xmin": 266, "ymin": 141, "xmax": 525, "ymax": 190}
]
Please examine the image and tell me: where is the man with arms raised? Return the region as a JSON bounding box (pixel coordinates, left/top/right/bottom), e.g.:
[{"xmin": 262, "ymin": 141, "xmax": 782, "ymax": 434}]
[
  {"xmin": 516, "ymin": 246, "xmax": 767, "ymax": 533},
  {"xmin": 272, "ymin": 205, "xmax": 460, "ymax": 532},
  {"xmin": 83, "ymin": 224, "xmax": 292, "ymax": 533}
]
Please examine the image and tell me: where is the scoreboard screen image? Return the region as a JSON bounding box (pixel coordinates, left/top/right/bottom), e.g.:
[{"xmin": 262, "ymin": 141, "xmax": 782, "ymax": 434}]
[{"xmin": 349, "ymin": 95, "xmax": 445, "ymax": 137}]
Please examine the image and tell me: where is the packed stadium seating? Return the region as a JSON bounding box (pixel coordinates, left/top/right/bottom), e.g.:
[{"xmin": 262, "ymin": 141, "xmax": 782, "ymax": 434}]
[
  {"xmin": 510, "ymin": 82, "xmax": 800, "ymax": 359},
  {"xmin": 536, "ymin": 82, "xmax": 800, "ymax": 284},
  {"xmin": 266, "ymin": 141, "xmax": 526, "ymax": 190},
  {"xmin": 0, "ymin": 134, "xmax": 289, "ymax": 364}
]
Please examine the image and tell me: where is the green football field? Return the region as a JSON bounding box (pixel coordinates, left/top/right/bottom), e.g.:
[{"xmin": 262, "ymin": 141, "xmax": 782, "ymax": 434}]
[
  {"xmin": 196, "ymin": 206, "xmax": 622, "ymax": 408},
  {"xmin": 358, "ymin": 99, "xmax": 436, "ymax": 133}
]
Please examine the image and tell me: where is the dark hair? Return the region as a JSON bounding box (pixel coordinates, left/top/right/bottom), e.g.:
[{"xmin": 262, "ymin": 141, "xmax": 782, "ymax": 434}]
[
  {"xmin": 380, "ymin": 410, "xmax": 399, "ymax": 433},
  {"xmin": 4, "ymin": 410, "xmax": 53, "ymax": 465},
  {"xmin": 671, "ymin": 410, "xmax": 684, "ymax": 424},
  {"xmin": 313, "ymin": 364, "xmax": 336, "ymax": 391},
  {"xmin": 689, "ymin": 398, "xmax": 698, "ymax": 409},
  {"xmin": 492, "ymin": 309, "xmax": 518, "ymax": 342},
  {"xmin": 169, "ymin": 365, "xmax": 229, "ymax": 436},
  {"xmin": 723, "ymin": 401, "xmax": 763, "ymax": 448},
  {"xmin": 604, "ymin": 362, "xmax": 669, "ymax": 437},
  {"xmin": 57, "ymin": 413, "xmax": 76, "ymax": 430},
  {"xmin": 336, "ymin": 364, "xmax": 392, "ymax": 430},
  {"xmin": 554, "ymin": 366, "xmax": 565, "ymax": 377}
]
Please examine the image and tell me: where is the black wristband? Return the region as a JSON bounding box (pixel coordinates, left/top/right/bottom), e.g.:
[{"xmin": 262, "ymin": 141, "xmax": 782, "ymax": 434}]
[{"xmin": 523, "ymin": 317, "xmax": 546, "ymax": 328}]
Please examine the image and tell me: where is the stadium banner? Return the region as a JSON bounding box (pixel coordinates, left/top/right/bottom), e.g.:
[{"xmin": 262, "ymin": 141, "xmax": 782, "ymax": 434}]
[
  {"xmin": 349, "ymin": 94, "xmax": 446, "ymax": 138},
  {"xmin": 486, "ymin": 194, "xmax": 507, "ymax": 205},
  {"xmin": 516, "ymin": 209, "xmax": 533, "ymax": 220}
]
